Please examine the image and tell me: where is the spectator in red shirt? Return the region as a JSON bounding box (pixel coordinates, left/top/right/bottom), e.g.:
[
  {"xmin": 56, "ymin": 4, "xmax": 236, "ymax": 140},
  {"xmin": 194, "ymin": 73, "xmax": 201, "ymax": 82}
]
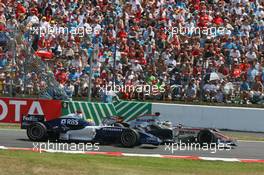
[
  {"xmin": 55, "ymin": 69, "xmax": 68, "ymax": 85},
  {"xmin": 218, "ymin": 61, "xmax": 229, "ymax": 76},
  {"xmin": 212, "ymin": 13, "xmax": 224, "ymax": 26}
]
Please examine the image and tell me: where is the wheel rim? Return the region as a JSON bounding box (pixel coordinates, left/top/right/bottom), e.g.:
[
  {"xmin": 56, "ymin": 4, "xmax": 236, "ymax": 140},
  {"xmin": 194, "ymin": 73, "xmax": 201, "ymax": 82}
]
[
  {"xmin": 31, "ymin": 126, "xmax": 42, "ymax": 138},
  {"xmin": 121, "ymin": 131, "xmax": 136, "ymax": 146}
]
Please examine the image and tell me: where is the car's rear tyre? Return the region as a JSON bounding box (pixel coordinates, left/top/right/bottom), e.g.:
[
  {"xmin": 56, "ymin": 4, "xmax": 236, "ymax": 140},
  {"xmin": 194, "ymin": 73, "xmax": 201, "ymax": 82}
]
[
  {"xmin": 27, "ymin": 122, "xmax": 47, "ymax": 141},
  {"xmin": 197, "ymin": 130, "xmax": 216, "ymax": 145},
  {"xmin": 120, "ymin": 129, "xmax": 139, "ymax": 147}
]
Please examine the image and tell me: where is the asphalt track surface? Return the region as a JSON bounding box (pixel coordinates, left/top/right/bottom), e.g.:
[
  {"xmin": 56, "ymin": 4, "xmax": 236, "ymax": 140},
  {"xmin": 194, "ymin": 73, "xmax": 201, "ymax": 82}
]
[{"xmin": 0, "ymin": 129, "xmax": 264, "ymax": 160}]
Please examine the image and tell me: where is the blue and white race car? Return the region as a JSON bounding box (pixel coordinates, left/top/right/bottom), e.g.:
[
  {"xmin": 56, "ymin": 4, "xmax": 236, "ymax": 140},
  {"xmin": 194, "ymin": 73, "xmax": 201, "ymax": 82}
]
[{"xmin": 21, "ymin": 113, "xmax": 161, "ymax": 147}]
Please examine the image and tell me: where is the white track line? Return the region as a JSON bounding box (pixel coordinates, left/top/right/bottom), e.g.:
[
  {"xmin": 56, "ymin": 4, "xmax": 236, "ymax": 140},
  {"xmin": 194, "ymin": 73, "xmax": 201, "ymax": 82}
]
[{"xmin": 200, "ymin": 157, "xmax": 240, "ymax": 162}]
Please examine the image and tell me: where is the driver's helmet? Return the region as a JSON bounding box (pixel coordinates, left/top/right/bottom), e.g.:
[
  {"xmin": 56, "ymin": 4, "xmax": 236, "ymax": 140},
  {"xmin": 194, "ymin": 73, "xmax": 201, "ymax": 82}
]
[
  {"xmin": 102, "ymin": 116, "xmax": 124, "ymax": 126},
  {"xmin": 177, "ymin": 123, "xmax": 183, "ymax": 128},
  {"xmin": 86, "ymin": 119, "xmax": 95, "ymax": 126},
  {"xmin": 76, "ymin": 110, "xmax": 84, "ymax": 119},
  {"xmin": 115, "ymin": 116, "xmax": 124, "ymax": 123},
  {"xmin": 162, "ymin": 121, "xmax": 172, "ymax": 128}
]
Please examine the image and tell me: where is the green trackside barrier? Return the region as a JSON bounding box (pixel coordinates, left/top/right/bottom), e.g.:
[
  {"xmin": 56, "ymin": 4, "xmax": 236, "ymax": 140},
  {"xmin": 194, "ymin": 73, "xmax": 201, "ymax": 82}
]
[
  {"xmin": 112, "ymin": 100, "xmax": 152, "ymax": 122},
  {"xmin": 62, "ymin": 100, "xmax": 152, "ymax": 125},
  {"xmin": 61, "ymin": 101, "xmax": 117, "ymax": 125}
]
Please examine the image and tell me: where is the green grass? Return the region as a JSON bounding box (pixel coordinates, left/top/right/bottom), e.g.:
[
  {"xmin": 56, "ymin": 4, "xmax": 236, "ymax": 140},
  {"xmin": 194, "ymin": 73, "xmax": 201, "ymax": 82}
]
[
  {"xmin": 223, "ymin": 131, "xmax": 264, "ymax": 142},
  {"xmin": 0, "ymin": 150, "xmax": 263, "ymax": 175},
  {"xmin": 0, "ymin": 123, "xmax": 20, "ymax": 129}
]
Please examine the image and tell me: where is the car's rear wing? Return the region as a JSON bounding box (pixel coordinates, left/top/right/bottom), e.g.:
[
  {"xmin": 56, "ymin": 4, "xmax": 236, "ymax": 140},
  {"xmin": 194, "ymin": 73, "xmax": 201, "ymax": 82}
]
[{"xmin": 21, "ymin": 114, "xmax": 45, "ymax": 129}]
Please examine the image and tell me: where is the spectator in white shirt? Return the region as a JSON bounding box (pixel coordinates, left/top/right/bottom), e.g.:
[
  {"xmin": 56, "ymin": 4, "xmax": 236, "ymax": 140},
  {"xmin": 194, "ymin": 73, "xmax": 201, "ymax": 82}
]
[
  {"xmin": 246, "ymin": 49, "xmax": 257, "ymax": 62},
  {"xmin": 131, "ymin": 61, "xmax": 143, "ymax": 72},
  {"xmin": 230, "ymin": 49, "xmax": 241, "ymax": 62}
]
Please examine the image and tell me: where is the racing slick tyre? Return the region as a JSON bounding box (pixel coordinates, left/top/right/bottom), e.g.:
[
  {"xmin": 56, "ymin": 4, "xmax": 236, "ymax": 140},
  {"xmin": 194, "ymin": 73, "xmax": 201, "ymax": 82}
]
[
  {"xmin": 197, "ymin": 130, "xmax": 217, "ymax": 145},
  {"xmin": 120, "ymin": 129, "xmax": 140, "ymax": 147},
  {"xmin": 27, "ymin": 122, "xmax": 47, "ymax": 141}
]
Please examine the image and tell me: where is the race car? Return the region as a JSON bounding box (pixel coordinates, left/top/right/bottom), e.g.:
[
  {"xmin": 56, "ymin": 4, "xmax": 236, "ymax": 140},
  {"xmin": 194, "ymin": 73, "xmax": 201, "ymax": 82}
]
[
  {"xmin": 20, "ymin": 113, "xmax": 161, "ymax": 147},
  {"xmin": 102, "ymin": 113, "xmax": 237, "ymax": 146}
]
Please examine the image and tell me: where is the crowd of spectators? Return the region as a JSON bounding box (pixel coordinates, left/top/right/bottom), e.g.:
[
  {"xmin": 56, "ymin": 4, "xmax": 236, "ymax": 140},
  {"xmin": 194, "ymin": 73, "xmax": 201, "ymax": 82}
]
[{"xmin": 0, "ymin": 0, "xmax": 263, "ymax": 104}]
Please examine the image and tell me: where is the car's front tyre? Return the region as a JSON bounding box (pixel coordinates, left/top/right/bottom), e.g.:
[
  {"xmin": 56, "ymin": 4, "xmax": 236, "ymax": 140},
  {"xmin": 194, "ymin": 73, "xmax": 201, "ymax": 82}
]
[{"xmin": 197, "ymin": 129, "xmax": 216, "ymax": 145}]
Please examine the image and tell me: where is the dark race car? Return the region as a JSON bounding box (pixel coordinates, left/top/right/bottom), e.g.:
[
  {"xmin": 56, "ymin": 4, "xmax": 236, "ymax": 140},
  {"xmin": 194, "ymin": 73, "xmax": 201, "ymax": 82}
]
[
  {"xmin": 102, "ymin": 113, "xmax": 237, "ymax": 146},
  {"xmin": 21, "ymin": 113, "xmax": 161, "ymax": 147}
]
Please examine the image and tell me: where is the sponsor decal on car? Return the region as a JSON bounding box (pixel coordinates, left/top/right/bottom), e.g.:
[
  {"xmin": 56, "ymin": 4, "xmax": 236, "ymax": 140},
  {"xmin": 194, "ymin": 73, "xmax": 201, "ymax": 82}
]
[
  {"xmin": 136, "ymin": 119, "xmax": 155, "ymax": 122},
  {"xmin": 23, "ymin": 116, "xmax": 40, "ymax": 122},
  {"xmin": 102, "ymin": 128, "xmax": 123, "ymax": 132},
  {"xmin": 61, "ymin": 119, "xmax": 79, "ymax": 125}
]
